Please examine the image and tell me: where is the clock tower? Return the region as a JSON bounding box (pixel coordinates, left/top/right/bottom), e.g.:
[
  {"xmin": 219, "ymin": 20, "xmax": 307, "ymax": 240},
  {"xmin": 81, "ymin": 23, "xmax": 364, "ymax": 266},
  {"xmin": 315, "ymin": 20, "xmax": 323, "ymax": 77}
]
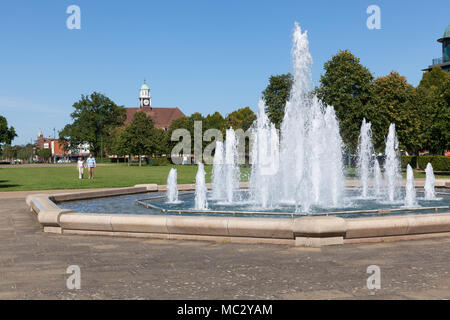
[{"xmin": 139, "ymin": 81, "xmax": 151, "ymax": 108}]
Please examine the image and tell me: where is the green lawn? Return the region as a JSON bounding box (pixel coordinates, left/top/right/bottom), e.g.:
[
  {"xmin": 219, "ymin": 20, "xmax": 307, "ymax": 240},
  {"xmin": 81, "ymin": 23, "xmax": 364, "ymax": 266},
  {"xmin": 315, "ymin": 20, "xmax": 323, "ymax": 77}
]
[
  {"xmin": 0, "ymin": 164, "xmax": 252, "ymax": 192},
  {"xmin": 345, "ymin": 167, "xmax": 449, "ymax": 179},
  {"xmin": 0, "ymin": 164, "xmax": 447, "ymax": 192}
]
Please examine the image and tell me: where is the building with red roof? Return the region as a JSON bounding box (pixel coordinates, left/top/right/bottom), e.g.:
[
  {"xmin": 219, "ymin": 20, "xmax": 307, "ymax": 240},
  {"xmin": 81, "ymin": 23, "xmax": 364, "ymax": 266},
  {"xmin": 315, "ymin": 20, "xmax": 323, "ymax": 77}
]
[{"xmin": 125, "ymin": 82, "xmax": 185, "ymax": 130}]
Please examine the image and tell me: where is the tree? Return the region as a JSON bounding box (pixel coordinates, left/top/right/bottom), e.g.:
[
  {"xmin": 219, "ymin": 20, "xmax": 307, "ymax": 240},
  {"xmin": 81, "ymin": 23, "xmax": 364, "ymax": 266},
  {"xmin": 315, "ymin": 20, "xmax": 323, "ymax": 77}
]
[
  {"xmin": 373, "ymin": 71, "xmax": 421, "ymax": 154},
  {"xmin": 225, "ymin": 107, "xmax": 256, "ymax": 131},
  {"xmin": 316, "ymin": 50, "xmax": 375, "ymax": 151},
  {"xmin": 38, "ymin": 148, "xmax": 52, "ymax": 162},
  {"xmin": 16, "ymin": 144, "xmax": 34, "ymax": 163},
  {"xmin": 0, "ymin": 115, "xmax": 17, "ymax": 151},
  {"xmin": 262, "ymin": 73, "xmax": 293, "ymax": 128},
  {"xmin": 120, "ymin": 111, "xmax": 155, "ymax": 166},
  {"xmin": 1, "ymin": 145, "xmax": 17, "ymax": 162},
  {"xmin": 105, "ymin": 126, "xmax": 127, "ymax": 157},
  {"xmin": 204, "ymin": 112, "xmax": 225, "ymax": 133},
  {"xmin": 418, "ymin": 67, "xmax": 450, "ymax": 154},
  {"xmin": 428, "ymin": 77, "xmax": 450, "ymax": 154},
  {"xmin": 150, "ymin": 128, "xmax": 169, "ymax": 155},
  {"xmin": 59, "ymin": 92, "xmax": 126, "ymax": 156},
  {"xmin": 167, "ymin": 115, "xmax": 191, "ymax": 156},
  {"xmin": 419, "ymin": 66, "xmax": 450, "ymax": 90}
]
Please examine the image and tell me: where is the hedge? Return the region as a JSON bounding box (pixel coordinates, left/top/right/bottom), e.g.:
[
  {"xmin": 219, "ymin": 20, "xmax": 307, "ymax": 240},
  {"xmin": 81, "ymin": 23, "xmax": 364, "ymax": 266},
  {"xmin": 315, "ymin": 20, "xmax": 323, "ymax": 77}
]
[
  {"xmin": 148, "ymin": 157, "xmax": 171, "ymax": 166},
  {"xmin": 417, "ymin": 156, "xmax": 450, "ymax": 171},
  {"xmin": 401, "ymin": 156, "xmax": 417, "ymax": 169},
  {"xmin": 401, "ymin": 155, "xmax": 450, "ymax": 171}
]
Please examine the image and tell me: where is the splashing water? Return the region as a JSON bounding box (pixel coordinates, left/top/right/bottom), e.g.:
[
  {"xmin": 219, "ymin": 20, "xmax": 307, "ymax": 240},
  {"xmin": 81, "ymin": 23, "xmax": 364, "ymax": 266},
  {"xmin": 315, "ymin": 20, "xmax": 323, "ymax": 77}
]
[
  {"xmin": 195, "ymin": 163, "xmax": 208, "ymax": 210},
  {"xmin": 424, "ymin": 163, "xmax": 437, "ymax": 200},
  {"xmin": 249, "ymin": 22, "xmax": 344, "ymax": 213},
  {"xmin": 404, "ymin": 164, "xmax": 418, "ymax": 207},
  {"xmin": 385, "ymin": 124, "xmax": 401, "ymax": 202},
  {"xmin": 249, "ymin": 100, "xmax": 280, "ymax": 208},
  {"xmin": 166, "ymin": 168, "xmax": 179, "ymax": 203},
  {"xmin": 225, "ymin": 128, "xmax": 240, "ymax": 203},
  {"xmin": 357, "ymin": 119, "xmax": 374, "ymax": 198},
  {"xmin": 211, "ymin": 141, "xmax": 225, "ymax": 200},
  {"xmin": 187, "ymin": 23, "xmax": 449, "ymax": 214},
  {"xmin": 279, "ymin": 23, "xmax": 344, "ymax": 212},
  {"xmin": 373, "ymin": 159, "xmax": 383, "ymax": 197}
]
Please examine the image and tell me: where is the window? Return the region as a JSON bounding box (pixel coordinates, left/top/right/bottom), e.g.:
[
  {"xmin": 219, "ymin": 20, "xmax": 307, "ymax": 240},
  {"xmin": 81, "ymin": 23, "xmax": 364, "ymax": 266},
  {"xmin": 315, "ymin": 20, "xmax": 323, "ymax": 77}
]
[{"xmin": 443, "ymin": 39, "xmax": 450, "ymax": 63}]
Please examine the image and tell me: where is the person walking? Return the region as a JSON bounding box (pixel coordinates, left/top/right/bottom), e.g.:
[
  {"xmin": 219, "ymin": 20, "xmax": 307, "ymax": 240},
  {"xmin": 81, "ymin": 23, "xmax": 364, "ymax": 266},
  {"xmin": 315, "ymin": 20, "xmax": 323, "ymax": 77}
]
[
  {"xmin": 87, "ymin": 154, "xmax": 96, "ymax": 179},
  {"xmin": 77, "ymin": 157, "xmax": 85, "ymax": 179}
]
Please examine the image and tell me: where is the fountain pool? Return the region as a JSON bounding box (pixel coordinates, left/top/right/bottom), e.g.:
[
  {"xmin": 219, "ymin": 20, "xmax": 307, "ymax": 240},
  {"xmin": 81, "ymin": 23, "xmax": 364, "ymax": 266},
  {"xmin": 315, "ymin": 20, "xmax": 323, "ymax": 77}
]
[{"xmin": 59, "ymin": 188, "xmax": 450, "ymax": 219}]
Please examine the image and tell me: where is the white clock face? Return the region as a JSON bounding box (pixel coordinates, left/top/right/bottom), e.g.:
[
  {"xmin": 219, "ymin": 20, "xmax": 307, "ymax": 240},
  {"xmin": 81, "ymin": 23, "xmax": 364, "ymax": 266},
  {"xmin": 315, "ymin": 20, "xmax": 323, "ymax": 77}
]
[{"xmin": 143, "ymin": 99, "xmax": 149, "ymax": 106}]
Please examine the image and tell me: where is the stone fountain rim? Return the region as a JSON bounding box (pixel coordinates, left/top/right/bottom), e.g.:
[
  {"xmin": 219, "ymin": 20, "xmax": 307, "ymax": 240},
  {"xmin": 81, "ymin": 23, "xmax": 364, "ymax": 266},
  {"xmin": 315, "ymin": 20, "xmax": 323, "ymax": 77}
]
[{"xmin": 25, "ymin": 182, "xmax": 450, "ymax": 247}]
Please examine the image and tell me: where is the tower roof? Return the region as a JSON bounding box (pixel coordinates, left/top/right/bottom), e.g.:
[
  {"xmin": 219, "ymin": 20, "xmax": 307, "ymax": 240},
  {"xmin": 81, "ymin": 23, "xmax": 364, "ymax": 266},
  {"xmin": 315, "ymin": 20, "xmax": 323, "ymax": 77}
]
[
  {"xmin": 437, "ymin": 25, "xmax": 450, "ymax": 43},
  {"xmin": 141, "ymin": 83, "xmax": 149, "ymax": 90}
]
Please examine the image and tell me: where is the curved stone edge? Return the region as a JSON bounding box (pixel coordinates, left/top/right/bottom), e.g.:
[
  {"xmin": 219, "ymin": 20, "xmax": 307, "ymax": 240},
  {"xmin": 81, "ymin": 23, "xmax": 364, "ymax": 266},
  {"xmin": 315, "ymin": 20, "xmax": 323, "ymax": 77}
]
[
  {"xmin": 25, "ymin": 194, "xmax": 75, "ymax": 229},
  {"xmin": 58, "ymin": 213, "xmax": 295, "ymax": 239},
  {"xmin": 25, "ymin": 184, "xmax": 450, "ymax": 247}
]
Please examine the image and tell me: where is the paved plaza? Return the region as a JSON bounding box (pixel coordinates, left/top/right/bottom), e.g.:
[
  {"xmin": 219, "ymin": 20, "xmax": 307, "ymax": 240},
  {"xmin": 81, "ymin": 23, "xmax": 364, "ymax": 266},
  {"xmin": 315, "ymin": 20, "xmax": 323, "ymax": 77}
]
[{"xmin": 1, "ymin": 193, "xmax": 450, "ymax": 300}]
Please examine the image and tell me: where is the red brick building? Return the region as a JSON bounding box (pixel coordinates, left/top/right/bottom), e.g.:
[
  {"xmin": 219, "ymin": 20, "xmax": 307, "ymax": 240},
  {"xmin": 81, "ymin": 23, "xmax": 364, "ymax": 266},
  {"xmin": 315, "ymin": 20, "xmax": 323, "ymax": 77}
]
[{"xmin": 35, "ymin": 131, "xmax": 68, "ymax": 162}]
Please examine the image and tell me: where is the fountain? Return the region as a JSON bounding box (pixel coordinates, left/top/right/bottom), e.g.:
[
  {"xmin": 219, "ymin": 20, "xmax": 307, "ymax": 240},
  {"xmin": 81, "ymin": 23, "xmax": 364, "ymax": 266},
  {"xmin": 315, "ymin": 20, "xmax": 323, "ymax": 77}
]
[
  {"xmin": 385, "ymin": 124, "xmax": 401, "ymax": 202},
  {"xmin": 404, "ymin": 164, "xmax": 418, "ymax": 207},
  {"xmin": 224, "ymin": 128, "xmax": 240, "ymax": 203},
  {"xmin": 357, "ymin": 119, "xmax": 374, "ymax": 198},
  {"xmin": 321, "ymin": 106, "xmax": 345, "ymax": 207},
  {"xmin": 190, "ymin": 23, "xmax": 445, "ymax": 215},
  {"xmin": 49, "ymin": 22, "xmax": 450, "ymax": 247},
  {"xmin": 249, "ymin": 100, "xmax": 280, "ymax": 208},
  {"xmin": 373, "ymin": 159, "xmax": 383, "ymax": 197},
  {"xmin": 211, "ymin": 141, "xmax": 225, "ymax": 200},
  {"xmin": 424, "ymin": 163, "xmax": 437, "ymax": 200},
  {"xmin": 194, "ymin": 162, "xmax": 208, "ymax": 210},
  {"xmin": 166, "ymin": 168, "xmax": 179, "ymax": 203},
  {"xmin": 247, "ymin": 22, "xmax": 345, "ymax": 213}
]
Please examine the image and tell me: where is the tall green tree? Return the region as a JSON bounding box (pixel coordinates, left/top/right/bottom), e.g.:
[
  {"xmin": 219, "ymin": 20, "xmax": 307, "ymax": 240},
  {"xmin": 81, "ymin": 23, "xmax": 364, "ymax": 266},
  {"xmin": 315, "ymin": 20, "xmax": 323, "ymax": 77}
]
[
  {"xmin": 150, "ymin": 128, "xmax": 169, "ymax": 155},
  {"xmin": 38, "ymin": 148, "xmax": 52, "ymax": 163},
  {"xmin": 225, "ymin": 107, "xmax": 256, "ymax": 131},
  {"xmin": 120, "ymin": 111, "xmax": 156, "ymax": 166},
  {"xmin": 418, "ymin": 67, "xmax": 450, "ymax": 154},
  {"xmin": 105, "ymin": 126, "xmax": 127, "ymax": 157},
  {"xmin": 59, "ymin": 92, "xmax": 126, "ymax": 156},
  {"xmin": 1, "ymin": 145, "xmax": 17, "ymax": 162},
  {"xmin": 167, "ymin": 115, "xmax": 191, "ymax": 155},
  {"xmin": 262, "ymin": 73, "xmax": 293, "ymax": 128},
  {"xmin": 204, "ymin": 112, "xmax": 225, "ymax": 134},
  {"xmin": 419, "ymin": 66, "xmax": 450, "ymax": 90},
  {"xmin": 0, "ymin": 115, "xmax": 17, "ymax": 152},
  {"xmin": 373, "ymin": 71, "xmax": 421, "ymax": 154},
  {"xmin": 16, "ymin": 144, "xmax": 34, "ymax": 163},
  {"xmin": 316, "ymin": 50, "xmax": 375, "ymax": 151}
]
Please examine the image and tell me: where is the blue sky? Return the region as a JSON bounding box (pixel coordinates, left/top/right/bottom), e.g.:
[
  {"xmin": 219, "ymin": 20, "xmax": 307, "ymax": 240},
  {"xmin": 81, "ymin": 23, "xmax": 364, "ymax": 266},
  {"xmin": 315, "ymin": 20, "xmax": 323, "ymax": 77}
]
[{"xmin": 0, "ymin": 0, "xmax": 448, "ymax": 145}]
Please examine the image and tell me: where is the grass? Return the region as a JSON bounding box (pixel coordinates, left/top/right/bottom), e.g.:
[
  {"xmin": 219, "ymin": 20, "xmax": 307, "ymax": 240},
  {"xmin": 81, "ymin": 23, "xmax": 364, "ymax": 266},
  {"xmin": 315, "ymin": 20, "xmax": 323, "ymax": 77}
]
[
  {"xmin": 345, "ymin": 167, "xmax": 449, "ymax": 179},
  {"xmin": 0, "ymin": 164, "xmax": 447, "ymax": 192},
  {"xmin": 0, "ymin": 164, "xmax": 252, "ymax": 192}
]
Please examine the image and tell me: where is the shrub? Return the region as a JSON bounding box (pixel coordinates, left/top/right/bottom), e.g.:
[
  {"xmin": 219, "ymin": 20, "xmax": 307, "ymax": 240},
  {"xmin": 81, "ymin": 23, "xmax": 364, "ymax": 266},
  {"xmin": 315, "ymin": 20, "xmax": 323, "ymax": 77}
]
[
  {"xmin": 417, "ymin": 156, "xmax": 450, "ymax": 171},
  {"xmin": 38, "ymin": 149, "xmax": 52, "ymax": 160},
  {"xmin": 148, "ymin": 157, "xmax": 171, "ymax": 166},
  {"xmin": 401, "ymin": 156, "xmax": 417, "ymax": 169}
]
